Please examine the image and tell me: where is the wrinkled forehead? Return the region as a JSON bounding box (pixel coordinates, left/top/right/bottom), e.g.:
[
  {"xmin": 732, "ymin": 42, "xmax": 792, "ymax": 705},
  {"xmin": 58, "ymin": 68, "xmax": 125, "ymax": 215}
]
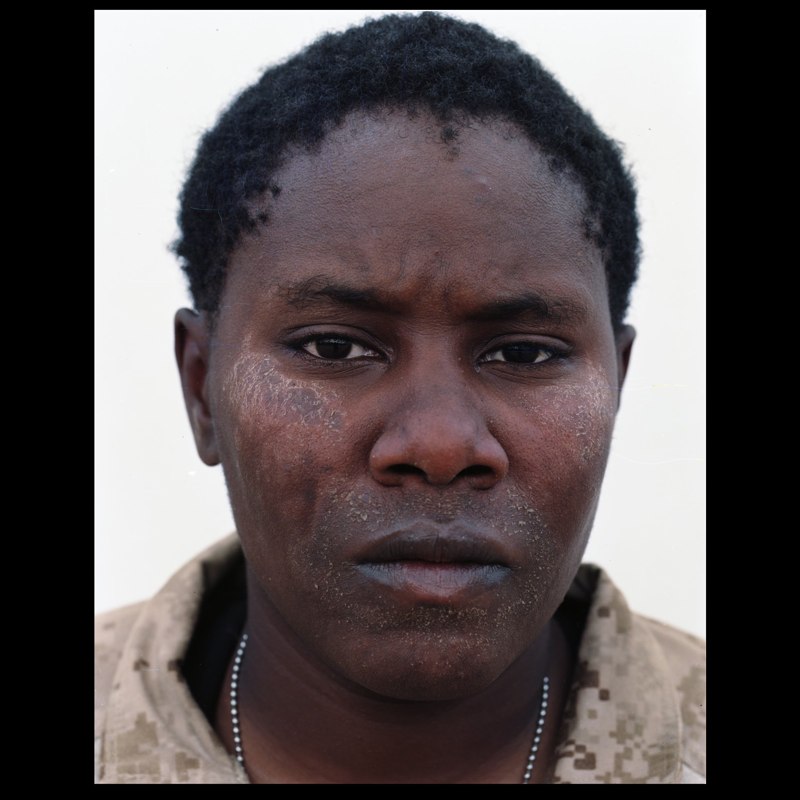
[
  {"xmin": 225, "ymin": 109, "xmax": 607, "ymax": 318},
  {"xmin": 261, "ymin": 109, "xmax": 592, "ymax": 237}
]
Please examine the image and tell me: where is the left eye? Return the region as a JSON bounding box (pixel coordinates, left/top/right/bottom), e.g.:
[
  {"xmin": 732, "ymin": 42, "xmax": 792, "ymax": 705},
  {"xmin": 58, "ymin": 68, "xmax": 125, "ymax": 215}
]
[
  {"xmin": 480, "ymin": 343, "xmax": 554, "ymax": 364},
  {"xmin": 301, "ymin": 337, "xmax": 378, "ymax": 360}
]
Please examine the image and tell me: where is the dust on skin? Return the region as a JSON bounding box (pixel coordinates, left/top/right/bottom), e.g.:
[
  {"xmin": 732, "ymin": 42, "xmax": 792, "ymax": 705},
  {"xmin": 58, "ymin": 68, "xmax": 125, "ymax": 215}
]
[
  {"xmin": 193, "ymin": 110, "xmax": 632, "ymax": 705},
  {"xmin": 266, "ymin": 479, "xmax": 562, "ymax": 694},
  {"xmin": 221, "ymin": 331, "xmax": 344, "ymax": 432},
  {"xmin": 524, "ymin": 364, "xmax": 618, "ymax": 465},
  {"xmin": 212, "ymin": 331, "xmax": 617, "ymax": 702},
  {"xmin": 215, "ymin": 339, "xmax": 616, "ymax": 700},
  {"xmin": 289, "ymin": 360, "xmax": 615, "ymax": 689},
  {"xmin": 219, "ymin": 330, "xmax": 346, "ymax": 492}
]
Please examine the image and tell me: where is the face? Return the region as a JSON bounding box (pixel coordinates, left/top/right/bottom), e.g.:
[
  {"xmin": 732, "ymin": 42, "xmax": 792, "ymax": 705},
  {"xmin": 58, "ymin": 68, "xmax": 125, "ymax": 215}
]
[{"xmin": 178, "ymin": 111, "xmax": 633, "ymax": 702}]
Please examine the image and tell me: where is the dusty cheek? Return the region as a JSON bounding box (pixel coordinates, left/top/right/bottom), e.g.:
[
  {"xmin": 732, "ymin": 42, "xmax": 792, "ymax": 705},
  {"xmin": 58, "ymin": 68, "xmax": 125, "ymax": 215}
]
[
  {"xmin": 536, "ymin": 368, "xmax": 617, "ymax": 466},
  {"xmin": 217, "ymin": 348, "xmax": 347, "ymax": 476},
  {"xmin": 526, "ymin": 367, "xmax": 617, "ymax": 476},
  {"xmin": 212, "ymin": 349, "xmax": 349, "ymax": 560},
  {"xmin": 220, "ymin": 348, "xmax": 345, "ymax": 435},
  {"xmin": 511, "ymin": 367, "xmax": 617, "ymax": 545}
]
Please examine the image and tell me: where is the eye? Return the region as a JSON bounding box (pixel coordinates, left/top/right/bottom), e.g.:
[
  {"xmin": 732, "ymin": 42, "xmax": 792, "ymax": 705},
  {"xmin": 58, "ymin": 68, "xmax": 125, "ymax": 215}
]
[
  {"xmin": 301, "ymin": 336, "xmax": 379, "ymax": 360},
  {"xmin": 480, "ymin": 343, "xmax": 556, "ymax": 365}
]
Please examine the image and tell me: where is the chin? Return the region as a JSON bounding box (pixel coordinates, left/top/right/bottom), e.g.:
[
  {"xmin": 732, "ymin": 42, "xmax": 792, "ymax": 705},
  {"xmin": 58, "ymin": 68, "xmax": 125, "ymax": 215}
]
[{"xmin": 337, "ymin": 627, "xmax": 520, "ymax": 703}]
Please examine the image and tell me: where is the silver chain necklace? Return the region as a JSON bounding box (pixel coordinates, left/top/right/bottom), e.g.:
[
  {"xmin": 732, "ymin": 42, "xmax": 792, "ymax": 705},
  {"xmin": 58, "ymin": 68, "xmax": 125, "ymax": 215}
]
[{"xmin": 229, "ymin": 632, "xmax": 550, "ymax": 783}]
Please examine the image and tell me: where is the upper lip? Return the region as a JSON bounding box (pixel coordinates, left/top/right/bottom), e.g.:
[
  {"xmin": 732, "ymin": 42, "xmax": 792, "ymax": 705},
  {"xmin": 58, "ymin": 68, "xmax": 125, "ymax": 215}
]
[{"xmin": 354, "ymin": 522, "xmax": 514, "ymax": 567}]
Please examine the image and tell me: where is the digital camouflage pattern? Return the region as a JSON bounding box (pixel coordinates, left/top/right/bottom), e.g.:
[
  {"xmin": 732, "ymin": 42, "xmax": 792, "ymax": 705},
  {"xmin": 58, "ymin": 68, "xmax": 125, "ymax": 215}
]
[{"xmin": 95, "ymin": 535, "xmax": 705, "ymax": 783}]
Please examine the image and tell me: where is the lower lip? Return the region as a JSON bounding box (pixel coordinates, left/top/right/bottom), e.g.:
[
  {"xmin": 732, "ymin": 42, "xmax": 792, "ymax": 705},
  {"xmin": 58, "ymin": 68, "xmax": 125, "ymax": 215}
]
[{"xmin": 355, "ymin": 561, "xmax": 511, "ymax": 604}]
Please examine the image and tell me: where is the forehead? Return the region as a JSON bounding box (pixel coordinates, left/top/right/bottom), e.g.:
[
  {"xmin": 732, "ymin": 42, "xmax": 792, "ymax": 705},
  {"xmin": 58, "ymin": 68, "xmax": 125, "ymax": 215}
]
[{"xmin": 225, "ymin": 111, "xmax": 607, "ymax": 317}]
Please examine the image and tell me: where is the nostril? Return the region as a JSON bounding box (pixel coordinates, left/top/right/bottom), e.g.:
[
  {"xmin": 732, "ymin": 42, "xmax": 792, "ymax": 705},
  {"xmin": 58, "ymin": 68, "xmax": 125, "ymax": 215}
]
[
  {"xmin": 387, "ymin": 464, "xmax": 427, "ymax": 478},
  {"xmin": 382, "ymin": 463, "xmax": 498, "ymax": 487},
  {"xmin": 459, "ymin": 465, "xmax": 494, "ymax": 479},
  {"xmin": 457, "ymin": 465, "xmax": 497, "ymax": 489},
  {"xmin": 377, "ymin": 463, "xmax": 427, "ymax": 487}
]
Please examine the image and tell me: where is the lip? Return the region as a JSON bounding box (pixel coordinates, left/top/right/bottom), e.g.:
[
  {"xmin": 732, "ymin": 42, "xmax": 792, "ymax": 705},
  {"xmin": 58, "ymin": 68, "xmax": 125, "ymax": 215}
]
[{"xmin": 352, "ymin": 522, "xmax": 515, "ymax": 605}]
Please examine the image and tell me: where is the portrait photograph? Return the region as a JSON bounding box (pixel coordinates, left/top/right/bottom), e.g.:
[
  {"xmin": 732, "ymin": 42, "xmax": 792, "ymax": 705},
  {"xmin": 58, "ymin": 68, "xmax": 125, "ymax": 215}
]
[{"xmin": 95, "ymin": 10, "xmax": 705, "ymax": 784}]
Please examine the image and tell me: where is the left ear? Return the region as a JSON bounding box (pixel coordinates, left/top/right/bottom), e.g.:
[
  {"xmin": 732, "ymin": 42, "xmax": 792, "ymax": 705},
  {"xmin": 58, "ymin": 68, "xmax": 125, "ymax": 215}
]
[{"xmin": 613, "ymin": 324, "xmax": 636, "ymax": 410}]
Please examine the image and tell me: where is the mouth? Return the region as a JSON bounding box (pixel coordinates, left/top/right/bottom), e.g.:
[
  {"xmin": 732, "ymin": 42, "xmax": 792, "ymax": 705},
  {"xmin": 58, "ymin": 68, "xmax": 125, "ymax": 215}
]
[{"xmin": 352, "ymin": 523, "xmax": 514, "ymax": 605}]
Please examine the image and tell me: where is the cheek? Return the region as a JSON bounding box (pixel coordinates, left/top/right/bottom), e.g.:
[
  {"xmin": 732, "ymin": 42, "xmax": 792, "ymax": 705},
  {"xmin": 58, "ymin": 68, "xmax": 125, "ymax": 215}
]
[
  {"xmin": 213, "ymin": 348, "xmax": 347, "ymax": 541},
  {"xmin": 220, "ymin": 347, "xmax": 344, "ymax": 436},
  {"xmin": 509, "ymin": 366, "xmax": 617, "ymax": 523},
  {"xmin": 537, "ymin": 368, "xmax": 617, "ymax": 462}
]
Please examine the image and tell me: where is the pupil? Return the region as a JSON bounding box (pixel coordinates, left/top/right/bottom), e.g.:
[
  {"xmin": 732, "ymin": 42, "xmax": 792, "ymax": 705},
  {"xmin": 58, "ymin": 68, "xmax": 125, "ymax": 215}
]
[
  {"xmin": 317, "ymin": 338, "xmax": 353, "ymax": 359},
  {"xmin": 502, "ymin": 344, "xmax": 540, "ymax": 363}
]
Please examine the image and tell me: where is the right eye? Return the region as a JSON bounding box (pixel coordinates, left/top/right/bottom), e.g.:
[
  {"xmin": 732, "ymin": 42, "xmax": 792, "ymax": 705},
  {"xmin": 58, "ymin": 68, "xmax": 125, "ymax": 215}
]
[{"xmin": 300, "ymin": 336, "xmax": 379, "ymax": 360}]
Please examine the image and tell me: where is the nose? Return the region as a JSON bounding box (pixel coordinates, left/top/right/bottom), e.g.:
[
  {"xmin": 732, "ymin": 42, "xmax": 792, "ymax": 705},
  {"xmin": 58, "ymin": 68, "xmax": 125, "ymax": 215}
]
[{"xmin": 369, "ymin": 376, "xmax": 509, "ymax": 490}]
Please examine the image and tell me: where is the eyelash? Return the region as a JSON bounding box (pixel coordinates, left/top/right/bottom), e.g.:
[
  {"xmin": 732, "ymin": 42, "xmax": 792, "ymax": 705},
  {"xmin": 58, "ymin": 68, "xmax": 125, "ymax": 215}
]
[
  {"xmin": 297, "ymin": 335, "xmax": 381, "ymax": 361},
  {"xmin": 289, "ymin": 334, "xmax": 566, "ymax": 369},
  {"xmin": 478, "ymin": 342, "xmax": 561, "ymax": 366}
]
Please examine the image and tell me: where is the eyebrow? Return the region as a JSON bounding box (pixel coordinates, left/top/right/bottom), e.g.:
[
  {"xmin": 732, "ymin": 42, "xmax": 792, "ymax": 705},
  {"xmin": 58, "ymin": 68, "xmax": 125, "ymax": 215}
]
[
  {"xmin": 466, "ymin": 293, "xmax": 589, "ymax": 325},
  {"xmin": 278, "ymin": 275, "xmax": 589, "ymax": 324},
  {"xmin": 280, "ymin": 276, "xmax": 387, "ymax": 312}
]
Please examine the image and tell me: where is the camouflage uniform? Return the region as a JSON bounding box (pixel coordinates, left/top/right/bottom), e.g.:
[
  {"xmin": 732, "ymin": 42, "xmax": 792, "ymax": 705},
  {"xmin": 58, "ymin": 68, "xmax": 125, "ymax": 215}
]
[{"xmin": 95, "ymin": 535, "xmax": 705, "ymax": 783}]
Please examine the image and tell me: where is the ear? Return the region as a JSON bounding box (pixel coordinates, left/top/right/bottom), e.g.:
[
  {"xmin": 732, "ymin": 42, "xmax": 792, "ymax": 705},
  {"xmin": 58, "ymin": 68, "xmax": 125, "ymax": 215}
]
[
  {"xmin": 613, "ymin": 324, "xmax": 636, "ymax": 410},
  {"xmin": 175, "ymin": 309, "xmax": 220, "ymax": 466}
]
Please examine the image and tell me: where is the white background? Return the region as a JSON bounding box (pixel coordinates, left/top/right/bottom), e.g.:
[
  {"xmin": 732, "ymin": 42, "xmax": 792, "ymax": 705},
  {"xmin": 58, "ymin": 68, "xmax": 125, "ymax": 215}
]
[{"xmin": 95, "ymin": 10, "xmax": 705, "ymax": 638}]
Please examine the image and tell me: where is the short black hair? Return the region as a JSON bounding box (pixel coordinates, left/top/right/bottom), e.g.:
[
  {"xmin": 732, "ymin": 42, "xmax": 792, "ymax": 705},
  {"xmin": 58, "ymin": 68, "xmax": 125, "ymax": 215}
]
[{"xmin": 173, "ymin": 12, "xmax": 639, "ymax": 330}]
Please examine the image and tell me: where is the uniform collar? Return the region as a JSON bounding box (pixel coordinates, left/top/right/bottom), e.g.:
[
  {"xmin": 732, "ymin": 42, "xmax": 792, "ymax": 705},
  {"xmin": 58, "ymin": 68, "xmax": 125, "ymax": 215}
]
[
  {"xmin": 101, "ymin": 534, "xmax": 246, "ymax": 784},
  {"xmin": 551, "ymin": 565, "xmax": 682, "ymax": 783}
]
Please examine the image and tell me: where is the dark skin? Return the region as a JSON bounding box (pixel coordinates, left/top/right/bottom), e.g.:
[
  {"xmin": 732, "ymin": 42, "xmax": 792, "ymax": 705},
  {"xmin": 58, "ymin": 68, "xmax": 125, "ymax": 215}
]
[{"xmin": 176, "ymin": 110, "xmax": 634, "ymax": 783}]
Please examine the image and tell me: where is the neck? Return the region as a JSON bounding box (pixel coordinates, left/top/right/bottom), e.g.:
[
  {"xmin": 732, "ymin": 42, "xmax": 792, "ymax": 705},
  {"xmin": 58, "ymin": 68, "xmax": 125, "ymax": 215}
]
[{"xmin": 214, "ymin": 575, "xmax": 572, "ymax": 784}]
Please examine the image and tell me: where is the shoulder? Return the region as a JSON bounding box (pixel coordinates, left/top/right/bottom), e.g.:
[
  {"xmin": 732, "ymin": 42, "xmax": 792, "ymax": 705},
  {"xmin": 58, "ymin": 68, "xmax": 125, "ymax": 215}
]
[
  {"xmin": 637, "ymin": 615, "xmax": 706, "ymax": 783},
  {"xmin": 95, "ymin": 603, "xmax": 145, "ymax": 738}
]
